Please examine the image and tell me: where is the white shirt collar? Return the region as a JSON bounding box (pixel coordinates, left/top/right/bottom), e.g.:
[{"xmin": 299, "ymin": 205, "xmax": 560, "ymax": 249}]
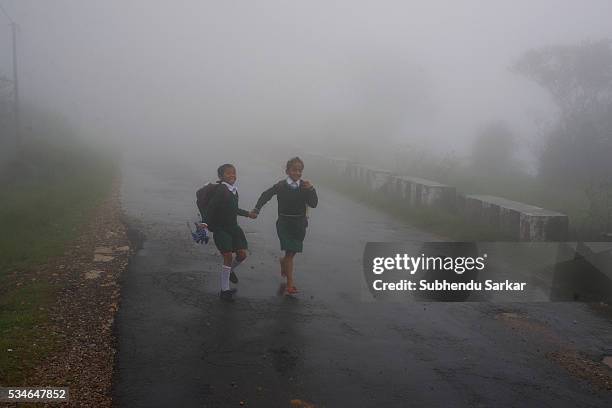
[
  {"xmin": 286, "ymin": 177, "xmax": 301, "ymax": 188},
  {"xmin": 221, "ymin": 181, "xmax": 238, "ymax": 195}
]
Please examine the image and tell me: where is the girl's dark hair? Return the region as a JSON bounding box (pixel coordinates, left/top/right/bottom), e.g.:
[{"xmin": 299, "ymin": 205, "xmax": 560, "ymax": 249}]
[
  {"xmin": 217, "ymin": 163, "xmax": 235, "ymax": 178},
  {"xmin": 286, "ymin": 157, "xmax": 304, "ymax": 171}
]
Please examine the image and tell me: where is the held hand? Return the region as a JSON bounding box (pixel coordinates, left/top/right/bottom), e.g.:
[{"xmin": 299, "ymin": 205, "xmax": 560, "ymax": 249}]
[
  {"xmin": 248, "ymin": 211, "xmax": 258, "ymax": 219},
  {"xmin": 302, "ymin": 180, "xmax": 313, "ymax": 189}
]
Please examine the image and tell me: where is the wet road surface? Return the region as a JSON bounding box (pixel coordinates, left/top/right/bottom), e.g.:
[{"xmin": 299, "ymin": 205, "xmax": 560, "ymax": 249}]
[{"xmin": 114, "ymin": 156, "xmax": 612, "ymax": 407}]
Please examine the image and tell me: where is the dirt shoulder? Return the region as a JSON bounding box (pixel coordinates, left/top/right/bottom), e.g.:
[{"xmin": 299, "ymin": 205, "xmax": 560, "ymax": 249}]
[{"xmin": 6, "ymin": 181, "xmax": 130, "ymax": 407}]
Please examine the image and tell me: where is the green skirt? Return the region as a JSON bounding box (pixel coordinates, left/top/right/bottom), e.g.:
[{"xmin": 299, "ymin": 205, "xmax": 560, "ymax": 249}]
[
  {"xmin": 276, "ymin": 216, "xmax": 307, "ymax": 253},
  {"xmin": 213, "ymin": 224, "xmax": 248, "ymax": 253}
]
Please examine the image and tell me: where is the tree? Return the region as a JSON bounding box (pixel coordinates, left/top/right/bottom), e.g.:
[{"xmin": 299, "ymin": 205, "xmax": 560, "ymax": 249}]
[
  {"xmin": 470, "ymin": 120, "xmax": 518, "ymax": 174},
  {"xmin": 514, "ymin": 39, "xmax": 612, "ymax": 183}
]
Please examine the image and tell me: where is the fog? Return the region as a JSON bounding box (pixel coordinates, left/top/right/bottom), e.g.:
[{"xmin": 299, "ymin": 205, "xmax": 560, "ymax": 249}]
[{"xmin": 2, "ymin": 0, "xmax": 612, "ymax": 165}]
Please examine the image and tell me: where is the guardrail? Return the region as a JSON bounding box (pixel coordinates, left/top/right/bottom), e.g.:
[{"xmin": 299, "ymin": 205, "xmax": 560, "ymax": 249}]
[{"xmin": 303, "ymin": 152, "xmax": 568, "ymax": 241}]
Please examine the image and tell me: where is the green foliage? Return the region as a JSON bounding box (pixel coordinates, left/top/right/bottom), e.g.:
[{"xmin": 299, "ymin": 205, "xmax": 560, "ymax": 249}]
[
  {"xmin": 389, "ymin": 146, "xmax": 593, "ymax": 239},
  {"xmin": 513, "ymin": 39, "xmax": 612, "ymax": 236},
  {"xmin": 514, "ymin": 39, "xmax": 612, "ymax": 115},
  {"xmin": 0, "ymin": 141, "xmax": 116, "ymax": 275},
  {"xmin": 0, "ymin": 282, "xmax": 57, "ymax": 385},
  {"xmin": 583, "ymin": 180, "xmax": 612, "ymax": 237},
  {"xmin": 514, "ymin": 39, "xmax": 612, "ymax": 184},
  {"xmin": 0, "ymin": 137, "xmax": 116, "ymax": 384},
  {"xmin": 470, "ymin": 120, "xmax": 518, "ymax": 174}
]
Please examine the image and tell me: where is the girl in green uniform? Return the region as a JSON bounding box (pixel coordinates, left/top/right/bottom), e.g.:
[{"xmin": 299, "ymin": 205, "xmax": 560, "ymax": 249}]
[
  {"xmin": 252, "ymin": 157, "xmax": 318, "ymax": 295},
  {"xmin": 202, "ymin": 164, "xmax": 256, "ymax": 301}
]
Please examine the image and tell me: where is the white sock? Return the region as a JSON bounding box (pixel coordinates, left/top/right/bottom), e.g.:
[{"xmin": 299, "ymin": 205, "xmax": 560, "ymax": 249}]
[
  {"xmin": 221, "ymin": 265, "xmax": 231, "ymax": 291},
  {"xmin": 231, "ymin": 258, "xmax": 242, "ymax": 271}
]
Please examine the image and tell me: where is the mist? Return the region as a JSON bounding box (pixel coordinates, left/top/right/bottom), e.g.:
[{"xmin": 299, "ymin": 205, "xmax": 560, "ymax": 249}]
[
  {"xmin": 5, "ymin": 3, "xmax": 612, "ymax": 403},
  {"xmin": 2, "ymin": 0, "xmax": 612, "ymax": 165}
]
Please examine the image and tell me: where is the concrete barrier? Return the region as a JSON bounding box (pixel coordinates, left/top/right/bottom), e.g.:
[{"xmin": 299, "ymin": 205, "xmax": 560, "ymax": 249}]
[
  {"xmin": 550, "ymin": 242, "xmax": 612, "ymax": 301},
  {"xmin": 463, "ymin": 195, "xmax": 568, "ymax": 241},
  {"xmin": 389, "ymin": 175, "xmax": 411, "ymax": 200},
  {"xmin": 346, "ymin": 162, "xmax": 361, "ymax": 182},
  {"xmin": 301, "ymin": 152, "xmax": 569, "ymax": 241},
  {"xmin": 362, "ymin": 166, "xmax": 393, "ymax": 192},
  {"xmin": 389, "ymin": 175, "xmax": 456, "ymax": 209},
  {"xmin": 355, "ymin": 165, "xmax": 368, "ymax": 184},
  {"xmin": 328, "ymin": 157, "xmax": 351, "ymax": 177}
]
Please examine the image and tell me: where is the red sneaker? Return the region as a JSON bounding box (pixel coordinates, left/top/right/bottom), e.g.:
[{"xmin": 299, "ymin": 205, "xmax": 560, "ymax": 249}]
[{"xmin": 285, "ymin": 286, "xmax": 299, "ymax": 295}]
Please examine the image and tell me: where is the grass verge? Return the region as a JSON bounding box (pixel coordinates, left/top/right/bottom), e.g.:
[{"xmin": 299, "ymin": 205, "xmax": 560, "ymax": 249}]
[{"xmin": 0, "ymin": 139, "xmax": 116, "ymax": 385}]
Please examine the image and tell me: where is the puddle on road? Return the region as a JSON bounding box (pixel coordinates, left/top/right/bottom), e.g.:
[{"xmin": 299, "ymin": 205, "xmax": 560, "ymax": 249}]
[{"xmin": 496, "ymin": 312, "xmax": 522, "ymax": 320}]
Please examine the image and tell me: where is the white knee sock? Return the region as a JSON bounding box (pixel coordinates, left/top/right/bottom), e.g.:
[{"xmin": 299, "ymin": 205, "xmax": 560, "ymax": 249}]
[{"xmin": 221, "ymin": 265, "xmax": 231, "ymax": 291}]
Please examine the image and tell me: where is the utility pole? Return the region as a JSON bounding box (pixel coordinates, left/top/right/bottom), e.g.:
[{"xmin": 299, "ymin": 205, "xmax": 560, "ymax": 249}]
[
  {"xmin": 11, "ymin": 21, "xmax": 20, "ymax": 152},
  {"xmin": 1, "ymin": 3, "xmax": 20, "ymax": 153}
]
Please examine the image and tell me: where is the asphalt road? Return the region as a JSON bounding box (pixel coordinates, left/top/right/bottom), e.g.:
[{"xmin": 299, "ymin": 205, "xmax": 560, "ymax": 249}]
[{"xmin": 114, "ymin": 155, "xmax": 612, "ymax": 408}]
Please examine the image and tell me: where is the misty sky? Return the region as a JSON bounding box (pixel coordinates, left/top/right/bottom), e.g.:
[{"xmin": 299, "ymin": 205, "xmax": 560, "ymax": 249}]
[{"xmin": 1, "ymin": 0, "xmax": 612, "ymax": 162}]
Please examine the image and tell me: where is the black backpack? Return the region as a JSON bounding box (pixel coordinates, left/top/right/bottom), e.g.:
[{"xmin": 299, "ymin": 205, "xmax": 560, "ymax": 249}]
[{"xmin": 196, "ymin": 182, "xmax": 221, "ymax": 223}]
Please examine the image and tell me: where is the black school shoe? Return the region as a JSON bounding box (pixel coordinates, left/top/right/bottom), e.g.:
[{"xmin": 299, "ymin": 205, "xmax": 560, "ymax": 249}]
[
  {"xmin": 229, "ymin": 270, "xmax": 238, "ymax": 284},
  {"xmin": 219, "ymin": 288, "xmax": 237, "ymax": 302}
]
